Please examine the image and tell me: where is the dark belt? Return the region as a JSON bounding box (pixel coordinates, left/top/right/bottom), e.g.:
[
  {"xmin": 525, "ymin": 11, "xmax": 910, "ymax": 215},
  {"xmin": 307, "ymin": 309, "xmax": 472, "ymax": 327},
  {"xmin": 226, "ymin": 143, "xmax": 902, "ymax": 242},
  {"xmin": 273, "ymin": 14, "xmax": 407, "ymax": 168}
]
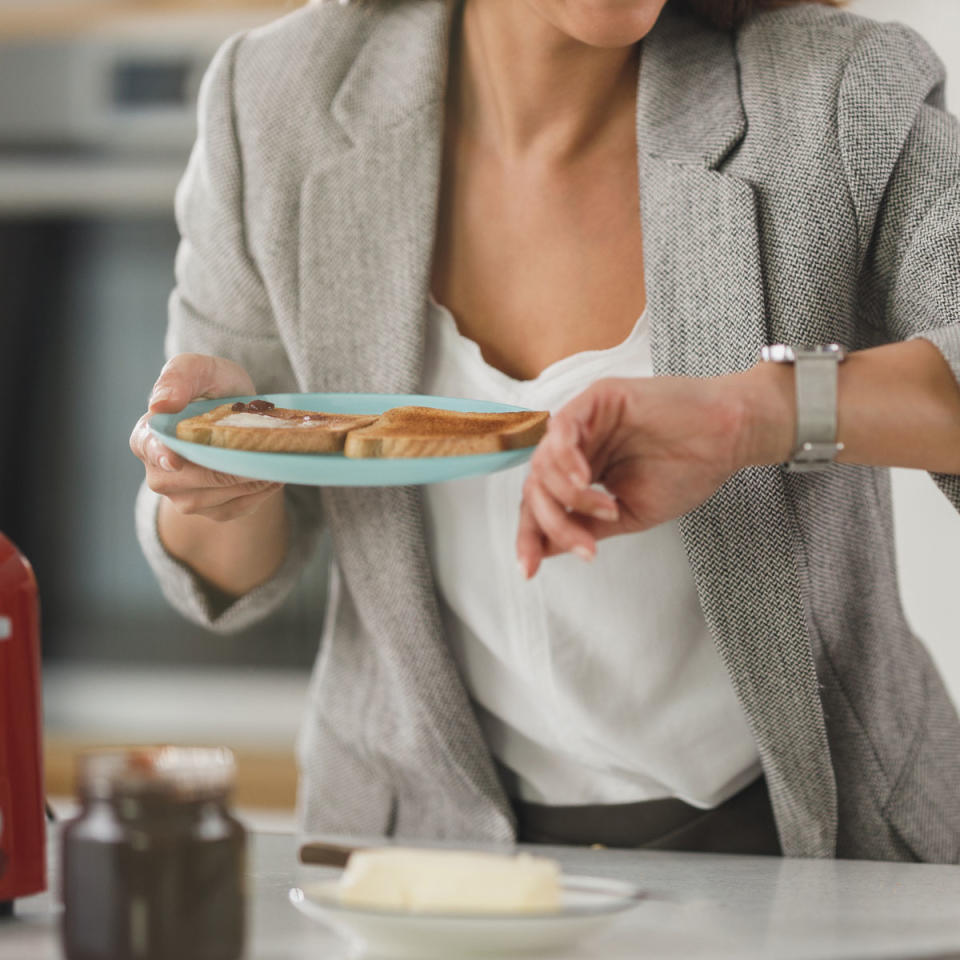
[{"xmin": 512, "ymin": 775, "xmax": 782, "ymax": 855}]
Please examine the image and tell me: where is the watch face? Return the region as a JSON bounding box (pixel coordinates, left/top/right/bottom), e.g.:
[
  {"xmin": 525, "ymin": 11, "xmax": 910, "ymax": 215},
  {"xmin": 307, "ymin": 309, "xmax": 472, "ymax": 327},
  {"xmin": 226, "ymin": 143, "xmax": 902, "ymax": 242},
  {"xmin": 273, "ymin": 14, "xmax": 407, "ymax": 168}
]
[{"xmin": 761, "ymin": 343, "xmax": 848, "ymax": 363}]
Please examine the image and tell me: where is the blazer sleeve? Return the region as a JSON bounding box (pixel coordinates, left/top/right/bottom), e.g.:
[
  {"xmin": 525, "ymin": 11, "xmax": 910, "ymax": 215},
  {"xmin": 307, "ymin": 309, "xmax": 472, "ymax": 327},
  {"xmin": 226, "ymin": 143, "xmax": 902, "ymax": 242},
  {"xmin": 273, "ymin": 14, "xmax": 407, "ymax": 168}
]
[
  {"xmin": 840, "ymin": 22, "xmax": 960, "ymax": 507},
  {"xmin": 136, "ymin": 32, "xmax": 323, "ymax": 634}
]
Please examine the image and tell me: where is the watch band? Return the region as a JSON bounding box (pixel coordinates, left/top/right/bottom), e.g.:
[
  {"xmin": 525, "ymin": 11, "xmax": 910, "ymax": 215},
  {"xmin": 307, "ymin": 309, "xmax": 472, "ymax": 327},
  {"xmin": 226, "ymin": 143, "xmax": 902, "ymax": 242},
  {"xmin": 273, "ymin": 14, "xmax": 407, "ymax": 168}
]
[{"xmin": 760, "ymin": 344, "xmax": 847, "ymax": 472}]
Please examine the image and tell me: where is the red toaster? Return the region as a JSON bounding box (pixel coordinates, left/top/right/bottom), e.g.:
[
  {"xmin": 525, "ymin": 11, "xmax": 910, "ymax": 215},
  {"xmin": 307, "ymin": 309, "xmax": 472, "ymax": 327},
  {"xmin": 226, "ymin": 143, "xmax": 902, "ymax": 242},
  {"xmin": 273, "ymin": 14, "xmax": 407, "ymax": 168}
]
[{"xmin": 0, "ymin": 531, "xmax": 46, "ymax": 913}]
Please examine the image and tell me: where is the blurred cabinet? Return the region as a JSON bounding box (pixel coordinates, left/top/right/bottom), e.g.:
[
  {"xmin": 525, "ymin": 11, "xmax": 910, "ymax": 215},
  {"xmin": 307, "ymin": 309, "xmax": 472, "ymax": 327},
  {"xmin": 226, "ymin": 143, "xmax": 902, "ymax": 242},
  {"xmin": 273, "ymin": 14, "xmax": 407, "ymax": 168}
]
[{"xmin": 0, "ymin": 2, "xmax": 308, "ymax": 40}]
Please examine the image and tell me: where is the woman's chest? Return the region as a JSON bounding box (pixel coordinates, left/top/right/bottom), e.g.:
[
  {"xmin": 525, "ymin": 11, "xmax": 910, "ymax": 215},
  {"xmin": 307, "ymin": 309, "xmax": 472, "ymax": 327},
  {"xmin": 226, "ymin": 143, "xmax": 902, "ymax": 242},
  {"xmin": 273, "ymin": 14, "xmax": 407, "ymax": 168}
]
[{"xmin": 432, "ymin": 148, "xmax": 647, "ymax": 381}]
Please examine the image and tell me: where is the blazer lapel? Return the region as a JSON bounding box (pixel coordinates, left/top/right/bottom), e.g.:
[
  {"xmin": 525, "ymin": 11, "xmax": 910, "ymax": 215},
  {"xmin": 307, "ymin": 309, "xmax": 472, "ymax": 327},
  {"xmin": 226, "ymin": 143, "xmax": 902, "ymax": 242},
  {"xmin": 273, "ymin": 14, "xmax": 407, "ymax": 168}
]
[
  {"xmin": 297, "ymin": 1, "xmax": 448, "ymax": 396},
  {"xmin": 296, "ymin": 0, "xmax": 515, "ymax": 841},
  {"xmin": 638, "ymin": 12, "xmax": 837, "ymax": 856}
]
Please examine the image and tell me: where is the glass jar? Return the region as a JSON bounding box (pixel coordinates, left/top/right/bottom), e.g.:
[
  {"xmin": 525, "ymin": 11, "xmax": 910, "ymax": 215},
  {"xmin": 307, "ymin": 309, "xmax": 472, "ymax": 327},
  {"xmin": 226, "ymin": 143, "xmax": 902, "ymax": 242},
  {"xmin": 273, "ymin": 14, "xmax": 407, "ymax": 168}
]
[{"xmin": 61, "ymin": 747, "xmax": 246, "ymax": 960}]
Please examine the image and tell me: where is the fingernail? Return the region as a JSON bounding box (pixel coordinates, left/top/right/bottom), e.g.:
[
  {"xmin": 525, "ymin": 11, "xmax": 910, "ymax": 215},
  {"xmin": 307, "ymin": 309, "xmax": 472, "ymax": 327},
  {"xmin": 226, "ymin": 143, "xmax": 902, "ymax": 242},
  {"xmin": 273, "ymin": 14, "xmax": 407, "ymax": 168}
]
[
  {"xmin": 517, "ymin": 560, "xmax": 530, "ymax": 580},
  {"xmin": 150, "ymin": 386, "xmax": 172, "ymax": 406},
  {"xmin": 573, "ymin": 545, "xmax": 595, "ymax": 562},
  {"xmin": 159, "ymin": 456, "xmax": 176, "ymax": 473},
  {"xmin": 568, "ymin": 473, "xmax": 588, "ymax": 491},
  {"xmin": 594, "ymin": 508, "xmax": 619, "ymax": 522}
]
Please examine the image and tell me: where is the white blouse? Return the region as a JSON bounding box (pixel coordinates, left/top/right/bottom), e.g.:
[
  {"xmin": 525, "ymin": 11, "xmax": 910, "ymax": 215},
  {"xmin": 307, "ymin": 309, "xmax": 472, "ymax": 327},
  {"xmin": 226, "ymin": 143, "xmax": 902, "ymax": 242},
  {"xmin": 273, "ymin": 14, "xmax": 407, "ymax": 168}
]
[{"xmin": 421, "ymin": 298, "xmax": 762, "ymax": 807}]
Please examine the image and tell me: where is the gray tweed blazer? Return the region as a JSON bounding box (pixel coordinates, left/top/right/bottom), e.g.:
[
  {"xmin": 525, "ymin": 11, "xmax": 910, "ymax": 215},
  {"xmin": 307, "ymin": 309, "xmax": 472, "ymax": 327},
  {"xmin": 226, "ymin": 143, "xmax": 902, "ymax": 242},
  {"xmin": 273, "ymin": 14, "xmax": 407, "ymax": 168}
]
[{"xmin": 136, "ymin": 0, "xmax": 960, "ymax": 861}]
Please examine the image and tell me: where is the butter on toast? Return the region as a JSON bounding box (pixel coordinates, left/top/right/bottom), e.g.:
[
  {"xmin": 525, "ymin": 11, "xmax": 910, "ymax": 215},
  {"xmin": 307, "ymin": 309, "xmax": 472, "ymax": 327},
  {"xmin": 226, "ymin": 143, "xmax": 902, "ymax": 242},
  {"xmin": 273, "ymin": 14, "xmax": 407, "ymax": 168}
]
[
  {"xmin": 343, "ymin": 406, "xmax": 549, "ymax": 458},
  {"xmin": 175, "ymin": 400, "xmax": 379, "ymax": 453}
]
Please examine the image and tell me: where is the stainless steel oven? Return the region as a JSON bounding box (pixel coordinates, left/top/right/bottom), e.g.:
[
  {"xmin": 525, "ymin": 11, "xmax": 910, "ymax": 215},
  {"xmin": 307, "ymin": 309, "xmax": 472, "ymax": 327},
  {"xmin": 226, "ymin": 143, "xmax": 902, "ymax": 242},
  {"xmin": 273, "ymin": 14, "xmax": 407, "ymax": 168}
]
[{"xmin": 0, "ymin": 6, "xmax": 327, "ymax": 672}]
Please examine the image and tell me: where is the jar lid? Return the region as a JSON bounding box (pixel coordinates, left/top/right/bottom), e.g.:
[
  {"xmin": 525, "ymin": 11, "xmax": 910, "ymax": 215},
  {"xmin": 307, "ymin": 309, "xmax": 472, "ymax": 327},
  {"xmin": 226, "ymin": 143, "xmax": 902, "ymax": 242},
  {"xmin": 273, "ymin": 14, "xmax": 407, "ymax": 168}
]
[{"xmin": 77, "ymin": 746, "xmax": 236, "ymax": 801}]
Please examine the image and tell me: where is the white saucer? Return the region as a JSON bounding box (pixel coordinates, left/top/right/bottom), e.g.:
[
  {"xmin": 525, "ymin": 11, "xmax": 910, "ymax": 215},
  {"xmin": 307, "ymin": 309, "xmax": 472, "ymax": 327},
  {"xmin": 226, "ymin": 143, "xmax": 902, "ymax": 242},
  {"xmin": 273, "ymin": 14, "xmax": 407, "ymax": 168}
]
[{"xmin": 289, "ymin": 874, "xmax": 645, "ymax": 958}]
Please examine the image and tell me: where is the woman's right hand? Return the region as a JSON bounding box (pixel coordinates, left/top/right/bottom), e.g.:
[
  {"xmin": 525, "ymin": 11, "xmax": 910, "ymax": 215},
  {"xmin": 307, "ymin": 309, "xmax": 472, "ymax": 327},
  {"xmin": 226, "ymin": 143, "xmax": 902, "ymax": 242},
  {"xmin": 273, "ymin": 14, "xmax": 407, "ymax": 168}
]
[{"xmin": 129, "ymin": 353, "xmax": 284, "ymax": 523}]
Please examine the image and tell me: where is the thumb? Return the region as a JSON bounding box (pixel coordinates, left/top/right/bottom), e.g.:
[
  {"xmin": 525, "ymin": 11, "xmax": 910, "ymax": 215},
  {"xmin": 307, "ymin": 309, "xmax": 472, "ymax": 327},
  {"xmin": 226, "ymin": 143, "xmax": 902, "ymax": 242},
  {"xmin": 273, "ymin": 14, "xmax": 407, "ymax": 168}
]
[
  {"xmin": 550, "ymin": 378, "xmax": 626, "ymax": 466},
  {"xmin": 149, "ymin": 354, "xmax": 255, "ymax": 414}
]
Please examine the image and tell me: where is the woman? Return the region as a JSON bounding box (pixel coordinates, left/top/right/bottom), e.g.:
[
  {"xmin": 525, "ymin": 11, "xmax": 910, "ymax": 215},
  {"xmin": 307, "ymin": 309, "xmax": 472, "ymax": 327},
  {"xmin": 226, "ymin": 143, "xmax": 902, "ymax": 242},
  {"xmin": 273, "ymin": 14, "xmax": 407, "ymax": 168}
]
[{"xmin": 130, "ymin": 0, "xmax": 960, "ymax": 862}]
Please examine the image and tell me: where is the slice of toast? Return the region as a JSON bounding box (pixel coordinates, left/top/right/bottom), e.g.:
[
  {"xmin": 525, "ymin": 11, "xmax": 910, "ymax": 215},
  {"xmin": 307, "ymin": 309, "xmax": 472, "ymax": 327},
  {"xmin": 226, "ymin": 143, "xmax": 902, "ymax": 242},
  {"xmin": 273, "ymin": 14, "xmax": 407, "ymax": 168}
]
[
  {"xmin": 175, "ymin": 401, "xmax": 379, "ymax": 453},
  {"xmin": 343, "ymin": 406, "xmax": 549, "ymax": 458}
]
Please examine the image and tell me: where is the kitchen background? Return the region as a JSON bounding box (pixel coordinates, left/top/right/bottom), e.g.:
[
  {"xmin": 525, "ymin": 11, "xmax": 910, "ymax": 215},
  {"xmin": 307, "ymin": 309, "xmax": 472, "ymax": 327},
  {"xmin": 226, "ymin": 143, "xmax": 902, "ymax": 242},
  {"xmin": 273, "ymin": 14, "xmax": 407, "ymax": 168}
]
[{"xmin": 1, "ymin": 0, "xmax": 958, "ymax": 825}]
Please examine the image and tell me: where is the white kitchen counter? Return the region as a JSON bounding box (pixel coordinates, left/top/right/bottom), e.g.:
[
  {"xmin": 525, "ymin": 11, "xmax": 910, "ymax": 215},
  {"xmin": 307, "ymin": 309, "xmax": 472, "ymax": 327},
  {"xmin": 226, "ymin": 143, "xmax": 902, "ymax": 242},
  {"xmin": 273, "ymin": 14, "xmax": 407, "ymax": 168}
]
[{"xmin": 5, "ymin": 830, "xmax": 960, "ymax": 959}]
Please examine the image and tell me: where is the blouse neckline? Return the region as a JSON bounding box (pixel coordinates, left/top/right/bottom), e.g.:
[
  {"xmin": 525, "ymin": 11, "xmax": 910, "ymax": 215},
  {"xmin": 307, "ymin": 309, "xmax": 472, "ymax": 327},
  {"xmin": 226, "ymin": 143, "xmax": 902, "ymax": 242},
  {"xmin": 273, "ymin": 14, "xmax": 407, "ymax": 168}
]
[{"xmin": 427, "ymin": 295, "xmax": 649, "ymax": 391}]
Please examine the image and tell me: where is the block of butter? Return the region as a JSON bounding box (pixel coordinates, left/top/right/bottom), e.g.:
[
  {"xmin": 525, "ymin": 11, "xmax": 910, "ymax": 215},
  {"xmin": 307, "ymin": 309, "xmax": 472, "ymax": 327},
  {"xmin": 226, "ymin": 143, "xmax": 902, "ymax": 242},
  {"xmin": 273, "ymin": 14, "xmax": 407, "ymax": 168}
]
[{"xmin": 337, "ymin": 847, "xmax": 562, "ymax": 914}]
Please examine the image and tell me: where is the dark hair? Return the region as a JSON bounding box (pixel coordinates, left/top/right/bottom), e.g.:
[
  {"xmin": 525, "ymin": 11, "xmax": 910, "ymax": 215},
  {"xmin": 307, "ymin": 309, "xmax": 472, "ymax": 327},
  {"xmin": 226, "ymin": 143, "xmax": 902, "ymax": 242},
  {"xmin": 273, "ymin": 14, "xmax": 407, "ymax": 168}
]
[{"xmin": 677, "ymin": 0, "xmax": 845, "ymax": 30}]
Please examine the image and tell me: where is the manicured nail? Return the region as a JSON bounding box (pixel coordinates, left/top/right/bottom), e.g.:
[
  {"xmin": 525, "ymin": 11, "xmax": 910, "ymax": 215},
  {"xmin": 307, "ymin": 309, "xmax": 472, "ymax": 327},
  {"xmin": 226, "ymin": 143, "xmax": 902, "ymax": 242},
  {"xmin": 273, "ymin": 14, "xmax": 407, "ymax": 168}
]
[
  {"xmin": 159, "ymin": 456, "xmax": 176, "ymax": 473},
  {"xmin": 568, "ymin": 472, "xmax": 588, "ymax": 491},
  {"xmin": 594, "ymin": 508, "xmax": 619, "ymax": 522},
  {"xmin": 517, "ymin": 559, "xmax": 530, "ymax": 580},
  {"xmin": 573, "ymin": 545, "xmax": 594, "ymax": 562},
  {"xmin": 150, "ymin": 386, "xmax": 172, "ymax": 406}
]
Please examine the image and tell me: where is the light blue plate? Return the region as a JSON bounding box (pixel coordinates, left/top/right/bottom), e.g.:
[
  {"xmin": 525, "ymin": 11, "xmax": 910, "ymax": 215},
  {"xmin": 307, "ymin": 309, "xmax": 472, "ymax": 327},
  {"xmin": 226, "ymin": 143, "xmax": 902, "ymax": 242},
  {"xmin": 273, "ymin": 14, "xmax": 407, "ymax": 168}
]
[{"xmin": 149, "ymin": 393, "xmax": 539, "ymax": 487}]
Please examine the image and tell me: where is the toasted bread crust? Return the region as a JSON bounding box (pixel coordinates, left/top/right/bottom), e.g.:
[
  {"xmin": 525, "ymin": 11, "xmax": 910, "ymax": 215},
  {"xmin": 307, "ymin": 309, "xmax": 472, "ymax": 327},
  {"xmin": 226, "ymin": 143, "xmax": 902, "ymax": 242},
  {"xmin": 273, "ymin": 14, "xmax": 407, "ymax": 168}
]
[
  {"xmin": 343, "ymin": 407, "xmax": 549, "ymax": 458},
  {"xmin": 175, "ymin": 402, "xmax": 549, "ymax": 457},
  {"xmin": 175, "ymin": 403, "xmax": 379, "ymax": 453}
]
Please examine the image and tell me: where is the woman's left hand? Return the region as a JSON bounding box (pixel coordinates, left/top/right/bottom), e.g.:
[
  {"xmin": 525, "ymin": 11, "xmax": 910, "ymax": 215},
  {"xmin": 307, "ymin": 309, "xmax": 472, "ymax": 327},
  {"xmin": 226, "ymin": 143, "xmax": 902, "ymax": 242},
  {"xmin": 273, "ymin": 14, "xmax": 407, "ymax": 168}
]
[{"xmin": 516, "ymin": 371, "xmax": 791, "ymax": 578}]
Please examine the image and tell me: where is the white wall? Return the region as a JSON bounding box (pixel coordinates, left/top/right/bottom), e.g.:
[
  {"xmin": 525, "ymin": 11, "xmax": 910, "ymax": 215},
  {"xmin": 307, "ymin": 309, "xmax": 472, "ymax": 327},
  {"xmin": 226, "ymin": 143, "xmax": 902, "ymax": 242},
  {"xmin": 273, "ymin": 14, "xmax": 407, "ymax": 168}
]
[{"xmin": 848, "ymin": 0, "xmax": 960, "ymax": 706}]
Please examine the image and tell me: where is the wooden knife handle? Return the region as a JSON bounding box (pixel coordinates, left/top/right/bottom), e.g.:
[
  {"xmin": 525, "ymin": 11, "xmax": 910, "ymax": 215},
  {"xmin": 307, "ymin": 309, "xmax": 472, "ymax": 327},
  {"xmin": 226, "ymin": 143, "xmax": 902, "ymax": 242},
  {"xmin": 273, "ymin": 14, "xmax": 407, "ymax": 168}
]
[{"xmin": 298, "ymin": 841, "xmax": 361, "ymax": 868}]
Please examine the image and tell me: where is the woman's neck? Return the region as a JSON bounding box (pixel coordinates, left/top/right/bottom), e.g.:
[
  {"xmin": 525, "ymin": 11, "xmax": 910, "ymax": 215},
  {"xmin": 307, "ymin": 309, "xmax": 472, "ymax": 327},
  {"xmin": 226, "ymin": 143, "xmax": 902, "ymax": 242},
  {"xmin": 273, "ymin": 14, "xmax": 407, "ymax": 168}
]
[{"xmin": 452, "ymin": 0, "xmax": 639, "ymax": 162}]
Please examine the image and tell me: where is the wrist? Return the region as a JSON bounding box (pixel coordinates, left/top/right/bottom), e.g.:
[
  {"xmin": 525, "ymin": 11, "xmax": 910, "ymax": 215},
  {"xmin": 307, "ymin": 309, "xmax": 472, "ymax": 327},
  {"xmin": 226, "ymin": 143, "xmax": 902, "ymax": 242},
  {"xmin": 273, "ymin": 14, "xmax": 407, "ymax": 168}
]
[
  {"xmin": 728, "ymin": 361, "xmax": 796, "ymax": 469},
  {"xmin": 157, "ymin": 487, "xmax": 288, "ymax": 594}
]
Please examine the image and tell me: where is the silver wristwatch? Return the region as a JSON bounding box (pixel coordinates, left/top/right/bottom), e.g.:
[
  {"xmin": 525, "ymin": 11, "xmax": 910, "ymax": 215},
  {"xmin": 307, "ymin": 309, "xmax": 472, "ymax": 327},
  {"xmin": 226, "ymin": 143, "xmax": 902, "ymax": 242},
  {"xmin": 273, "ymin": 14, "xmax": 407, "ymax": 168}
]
[{"xmin": 760, "ymin": 343, "xmax": 848, "ymax": 472}]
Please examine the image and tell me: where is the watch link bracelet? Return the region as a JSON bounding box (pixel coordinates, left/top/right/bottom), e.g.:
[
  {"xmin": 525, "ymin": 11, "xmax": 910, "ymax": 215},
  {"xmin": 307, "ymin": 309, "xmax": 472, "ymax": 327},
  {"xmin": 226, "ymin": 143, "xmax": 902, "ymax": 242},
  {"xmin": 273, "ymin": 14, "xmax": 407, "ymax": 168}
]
[{"xmin": 759, "ymin": 343, "xmax": 848, "ymax": 472}]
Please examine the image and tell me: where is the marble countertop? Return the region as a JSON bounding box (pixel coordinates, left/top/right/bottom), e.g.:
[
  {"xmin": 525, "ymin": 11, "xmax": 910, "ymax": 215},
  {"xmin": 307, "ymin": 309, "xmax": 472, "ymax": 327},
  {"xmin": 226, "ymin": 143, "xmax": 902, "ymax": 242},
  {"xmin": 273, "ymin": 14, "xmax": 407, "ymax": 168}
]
[{"xmin": 5, "ymin": 830, "xmax": 960, "ymax": 959}]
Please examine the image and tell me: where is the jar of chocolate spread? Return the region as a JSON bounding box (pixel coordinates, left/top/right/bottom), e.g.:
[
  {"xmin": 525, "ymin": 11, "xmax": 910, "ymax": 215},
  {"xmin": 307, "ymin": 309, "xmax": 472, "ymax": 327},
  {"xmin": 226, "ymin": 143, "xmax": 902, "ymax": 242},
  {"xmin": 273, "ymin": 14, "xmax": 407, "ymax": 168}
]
[{"xmin": 61, "ymin": 747, "xmax": 246, "ymax": 960}]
